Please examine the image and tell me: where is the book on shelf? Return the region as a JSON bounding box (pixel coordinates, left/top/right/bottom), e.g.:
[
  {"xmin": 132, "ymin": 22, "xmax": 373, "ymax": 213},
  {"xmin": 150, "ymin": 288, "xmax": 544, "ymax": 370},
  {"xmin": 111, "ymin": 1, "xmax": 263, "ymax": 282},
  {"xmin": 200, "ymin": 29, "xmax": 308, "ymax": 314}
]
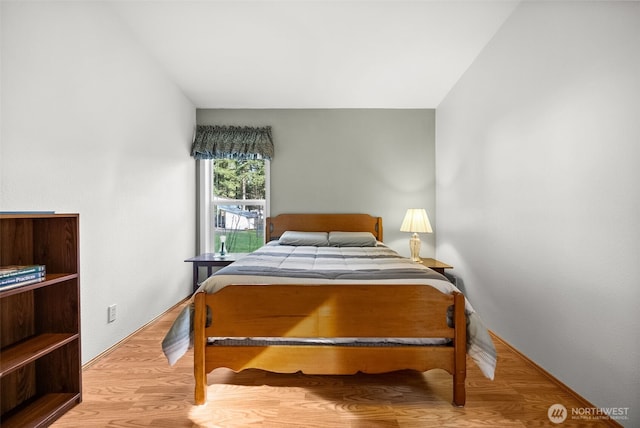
[
  {"xmin": 0, "ymin": 264, "xmax": 46, "ymax": 279},
  {"xmin": 0, "ymin": 265, "xmax": 46, "ymax": 290}
]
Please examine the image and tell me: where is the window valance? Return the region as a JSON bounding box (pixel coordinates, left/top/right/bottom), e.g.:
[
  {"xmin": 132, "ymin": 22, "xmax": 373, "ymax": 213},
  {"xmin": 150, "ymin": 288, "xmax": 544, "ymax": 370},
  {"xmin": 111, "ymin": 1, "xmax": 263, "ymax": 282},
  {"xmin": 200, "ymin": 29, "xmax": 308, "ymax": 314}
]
[{"xmin": 191, "ymin": 125, "xmax": 274, "ymax": 160}]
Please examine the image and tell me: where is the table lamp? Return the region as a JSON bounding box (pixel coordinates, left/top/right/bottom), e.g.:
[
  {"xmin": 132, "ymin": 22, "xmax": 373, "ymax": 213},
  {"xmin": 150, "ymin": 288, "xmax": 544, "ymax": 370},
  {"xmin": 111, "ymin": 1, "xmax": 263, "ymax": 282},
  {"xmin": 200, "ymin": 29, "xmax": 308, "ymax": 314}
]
[{"xmin": 400, "ymin": 208, "xmax": 432, "ymax": 262}]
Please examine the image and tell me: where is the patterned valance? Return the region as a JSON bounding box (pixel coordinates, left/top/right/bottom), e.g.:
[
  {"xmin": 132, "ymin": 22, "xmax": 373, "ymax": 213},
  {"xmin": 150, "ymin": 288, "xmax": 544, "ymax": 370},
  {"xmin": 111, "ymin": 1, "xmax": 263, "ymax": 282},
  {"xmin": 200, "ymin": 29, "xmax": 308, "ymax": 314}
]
[{"xmin": 191, "ymin": 125, "xmax": 274, "ymax": 160}]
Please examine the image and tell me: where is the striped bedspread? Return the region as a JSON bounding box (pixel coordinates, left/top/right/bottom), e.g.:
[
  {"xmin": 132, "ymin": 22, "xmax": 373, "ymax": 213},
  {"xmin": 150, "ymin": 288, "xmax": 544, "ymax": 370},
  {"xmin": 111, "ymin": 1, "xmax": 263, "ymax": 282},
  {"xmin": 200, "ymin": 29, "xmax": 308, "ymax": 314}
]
[{"xmin": 162, "ymin": 243, "xmax": 497, "ymax": 379}]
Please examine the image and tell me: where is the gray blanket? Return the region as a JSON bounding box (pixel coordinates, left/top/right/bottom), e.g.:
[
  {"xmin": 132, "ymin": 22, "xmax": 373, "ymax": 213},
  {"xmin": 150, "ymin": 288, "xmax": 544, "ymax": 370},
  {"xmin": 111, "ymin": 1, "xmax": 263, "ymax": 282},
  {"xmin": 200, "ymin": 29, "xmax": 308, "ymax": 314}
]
[{"xmin": 218, "ymin": 244, "xmax": 449, "ymax": 281}]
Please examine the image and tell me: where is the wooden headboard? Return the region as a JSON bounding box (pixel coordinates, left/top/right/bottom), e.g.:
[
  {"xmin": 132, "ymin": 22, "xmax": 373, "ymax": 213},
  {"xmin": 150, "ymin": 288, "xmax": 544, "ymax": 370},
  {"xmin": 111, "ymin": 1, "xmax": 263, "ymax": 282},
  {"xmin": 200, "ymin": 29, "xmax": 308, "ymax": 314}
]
[{"xmin": 265, "ymin": 213, "xmax": 383, "ymax": 242}]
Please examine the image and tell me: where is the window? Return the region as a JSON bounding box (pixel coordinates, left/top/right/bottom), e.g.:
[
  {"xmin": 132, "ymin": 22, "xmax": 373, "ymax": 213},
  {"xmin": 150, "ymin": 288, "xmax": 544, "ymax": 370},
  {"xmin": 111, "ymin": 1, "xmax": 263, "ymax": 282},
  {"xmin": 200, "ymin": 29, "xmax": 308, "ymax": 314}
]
[
  {"xmin": 199, "ymin": 159, "xmax": 270, "ymax": 254},
  {"xmin": 192, "ymin": 124, "xmax": 273, "ymax": 254}
]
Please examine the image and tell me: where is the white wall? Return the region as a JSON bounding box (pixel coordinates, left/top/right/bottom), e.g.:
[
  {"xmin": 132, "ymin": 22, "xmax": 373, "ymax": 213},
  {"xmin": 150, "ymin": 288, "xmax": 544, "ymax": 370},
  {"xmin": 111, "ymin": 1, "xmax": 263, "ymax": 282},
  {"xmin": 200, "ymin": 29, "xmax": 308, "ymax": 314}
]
[
  {"xmin": 436, "ymin": 1, "xmax": 639, "ymax": 425},
  {"xmin": 197, "ymin": 109, "xmax": 436, "ymax": 256},
  {"xmin": 1, "ymin": 1, "xmax": 196, "ymax": 363}
]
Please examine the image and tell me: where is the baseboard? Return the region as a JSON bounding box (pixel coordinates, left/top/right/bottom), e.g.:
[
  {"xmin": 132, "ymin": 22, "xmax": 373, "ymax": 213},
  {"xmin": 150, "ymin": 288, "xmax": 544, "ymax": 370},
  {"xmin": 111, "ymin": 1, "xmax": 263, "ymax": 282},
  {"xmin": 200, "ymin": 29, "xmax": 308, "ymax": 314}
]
[
  {"xmin": 82, "ymin": 297, "xmax": 191, "ymax": 370},
  {"xmin": 491, "ymin": 332, "xmax": 623, "ymax": 428}
]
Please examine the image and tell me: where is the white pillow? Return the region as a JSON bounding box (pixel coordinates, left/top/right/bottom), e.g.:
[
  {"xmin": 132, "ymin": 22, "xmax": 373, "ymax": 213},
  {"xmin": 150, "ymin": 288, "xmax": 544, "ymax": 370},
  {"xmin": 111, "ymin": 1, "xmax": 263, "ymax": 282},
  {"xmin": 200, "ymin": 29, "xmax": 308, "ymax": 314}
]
[
  {"xmin": 279, "ymin": 231, "xmax": 329, "ymax": 246},
  {"xmin": 328, "ymin": 231, "xmax": 377, "ymax": 247}
]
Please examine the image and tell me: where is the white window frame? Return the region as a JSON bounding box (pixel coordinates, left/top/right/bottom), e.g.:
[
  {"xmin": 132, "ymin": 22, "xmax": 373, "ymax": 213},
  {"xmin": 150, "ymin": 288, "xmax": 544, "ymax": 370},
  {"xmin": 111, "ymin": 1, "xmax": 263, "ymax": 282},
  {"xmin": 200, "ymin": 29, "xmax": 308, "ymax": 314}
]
[{"xmin": 198, "ymin": 159, "xmax": 270, "ymax": 254}]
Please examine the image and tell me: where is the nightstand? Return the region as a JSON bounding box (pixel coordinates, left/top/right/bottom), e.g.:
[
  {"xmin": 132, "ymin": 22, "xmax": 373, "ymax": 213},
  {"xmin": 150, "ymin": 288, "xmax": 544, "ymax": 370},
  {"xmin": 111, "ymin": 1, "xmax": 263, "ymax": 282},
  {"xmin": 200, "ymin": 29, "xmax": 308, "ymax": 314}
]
[
  {"xmin": 185, "ymin": 253, "xmax": 247, "ymax": 293},
  {"xmin": 418, "ymin": 258, "xmax": 453, "ymax": 275}
]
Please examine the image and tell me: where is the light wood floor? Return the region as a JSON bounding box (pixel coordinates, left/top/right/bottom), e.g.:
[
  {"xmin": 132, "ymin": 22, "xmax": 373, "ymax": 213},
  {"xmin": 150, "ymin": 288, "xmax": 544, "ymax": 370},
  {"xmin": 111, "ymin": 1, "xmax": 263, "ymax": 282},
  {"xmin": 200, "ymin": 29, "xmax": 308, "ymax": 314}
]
[{"xmin": 52, "ymin": 301, "xmax": 617, "ymax": 428}]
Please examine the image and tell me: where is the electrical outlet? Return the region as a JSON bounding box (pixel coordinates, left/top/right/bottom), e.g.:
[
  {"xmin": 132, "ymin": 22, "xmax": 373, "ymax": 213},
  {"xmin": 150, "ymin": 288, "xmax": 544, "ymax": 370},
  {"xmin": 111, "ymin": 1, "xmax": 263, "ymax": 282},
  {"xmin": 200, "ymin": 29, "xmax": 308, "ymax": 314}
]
[{"xmin": 108, "ymin": 304, "xmax": 117, "ymax": 323}]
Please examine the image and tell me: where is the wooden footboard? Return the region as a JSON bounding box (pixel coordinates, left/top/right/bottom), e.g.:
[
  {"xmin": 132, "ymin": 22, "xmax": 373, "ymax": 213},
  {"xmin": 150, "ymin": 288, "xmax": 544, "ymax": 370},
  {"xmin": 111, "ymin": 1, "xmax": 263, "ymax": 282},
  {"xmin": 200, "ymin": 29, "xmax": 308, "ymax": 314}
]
[{"xmin": 193, "ymin": 284, "xmax": 467, "ymax": 406}]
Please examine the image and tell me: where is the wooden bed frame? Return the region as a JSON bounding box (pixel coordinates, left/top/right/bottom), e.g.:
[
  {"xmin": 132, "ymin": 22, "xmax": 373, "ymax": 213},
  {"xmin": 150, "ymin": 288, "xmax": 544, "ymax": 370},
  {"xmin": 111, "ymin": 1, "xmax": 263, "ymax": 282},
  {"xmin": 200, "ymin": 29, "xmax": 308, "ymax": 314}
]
[{"xmin": 193, "ymin": 213, "xmax": 467, "ymax": 406}]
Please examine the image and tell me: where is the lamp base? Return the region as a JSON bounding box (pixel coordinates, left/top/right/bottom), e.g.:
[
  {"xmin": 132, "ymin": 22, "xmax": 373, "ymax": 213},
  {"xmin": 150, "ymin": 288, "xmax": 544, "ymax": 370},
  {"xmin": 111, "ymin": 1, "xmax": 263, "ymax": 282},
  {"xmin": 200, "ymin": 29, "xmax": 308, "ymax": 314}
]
[{"xmin": 409, "ymin": 233, "xmax": 421, "ymax": 262}]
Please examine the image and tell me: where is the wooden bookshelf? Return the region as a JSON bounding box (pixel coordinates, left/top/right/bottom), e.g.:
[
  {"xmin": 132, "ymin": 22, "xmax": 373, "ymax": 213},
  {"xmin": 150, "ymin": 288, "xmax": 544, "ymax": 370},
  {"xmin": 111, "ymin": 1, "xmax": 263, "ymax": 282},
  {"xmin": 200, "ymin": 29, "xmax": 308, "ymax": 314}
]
[{"xmin": 0, "ymin": 213, "xmax": 81, "ymax": 427}]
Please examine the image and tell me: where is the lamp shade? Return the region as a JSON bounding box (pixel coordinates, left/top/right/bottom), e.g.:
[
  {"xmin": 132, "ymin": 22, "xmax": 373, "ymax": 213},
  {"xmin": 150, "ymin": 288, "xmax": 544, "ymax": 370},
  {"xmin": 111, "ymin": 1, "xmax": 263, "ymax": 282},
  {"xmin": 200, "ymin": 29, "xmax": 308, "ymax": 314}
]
[{"xmin": 400, "ymin": 209, "xmax": 433, "ymax": 233}]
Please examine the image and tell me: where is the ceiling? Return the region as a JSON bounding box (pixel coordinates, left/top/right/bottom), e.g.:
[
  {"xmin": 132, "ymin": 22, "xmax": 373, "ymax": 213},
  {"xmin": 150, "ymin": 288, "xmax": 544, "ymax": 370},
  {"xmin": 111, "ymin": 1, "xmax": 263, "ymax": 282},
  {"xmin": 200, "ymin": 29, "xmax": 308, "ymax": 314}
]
[{"xmin": 110, "ymin": 1, "xmax": 520, "ymax": 109}]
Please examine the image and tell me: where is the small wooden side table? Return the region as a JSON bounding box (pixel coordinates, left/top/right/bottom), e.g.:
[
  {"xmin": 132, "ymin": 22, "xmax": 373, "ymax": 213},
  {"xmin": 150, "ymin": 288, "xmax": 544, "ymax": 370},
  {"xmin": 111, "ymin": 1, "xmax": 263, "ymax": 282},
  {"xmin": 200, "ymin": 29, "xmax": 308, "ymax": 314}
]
[
  {"xmin": 418, "ymin": 258, "xmax": 453, "ymax": 275},
  {"xmin": 184, "ymin": 253, "xmax": 247, "ymax": 293}
]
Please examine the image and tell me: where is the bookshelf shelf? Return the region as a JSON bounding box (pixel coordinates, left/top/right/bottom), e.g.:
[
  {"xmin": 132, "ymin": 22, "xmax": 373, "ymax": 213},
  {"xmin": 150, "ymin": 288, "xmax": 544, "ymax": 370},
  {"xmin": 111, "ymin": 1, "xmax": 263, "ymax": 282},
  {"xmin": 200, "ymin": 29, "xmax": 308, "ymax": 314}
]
[
  {"xmin": 0, "ymin": 273, "xmax": 78, "ymax": 298},
  {"xmin": 0, "ymin": 333, "xmax": 79, "ymax": 376},
  {"xmin": 0, "ymin": 393, "xmax": 80, "ymax": 428},
  {"xmin": 0, "ymin": 213, "xmax": 81, "ymax": 426}
]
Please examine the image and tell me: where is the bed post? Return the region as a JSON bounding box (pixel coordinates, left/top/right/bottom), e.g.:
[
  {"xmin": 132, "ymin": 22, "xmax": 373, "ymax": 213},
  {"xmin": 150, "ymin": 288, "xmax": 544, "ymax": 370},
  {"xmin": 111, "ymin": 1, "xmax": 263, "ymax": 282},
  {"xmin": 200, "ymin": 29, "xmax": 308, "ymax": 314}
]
[
  {"xmin": 452, "ymin": 291, "xmax": 467, "ymax": 406},
  {"xmin": 194, "ymin": 292, "xmax": 207, "ymax": 405}
]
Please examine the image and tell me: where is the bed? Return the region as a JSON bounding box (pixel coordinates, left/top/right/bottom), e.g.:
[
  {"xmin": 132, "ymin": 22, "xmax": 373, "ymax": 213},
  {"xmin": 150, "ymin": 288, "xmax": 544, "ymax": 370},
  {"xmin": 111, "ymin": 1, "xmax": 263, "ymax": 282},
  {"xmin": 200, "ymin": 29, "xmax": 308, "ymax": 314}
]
[{"xmin": 162, "ymin": 213, "xmax": 496, "ymax": 407}]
